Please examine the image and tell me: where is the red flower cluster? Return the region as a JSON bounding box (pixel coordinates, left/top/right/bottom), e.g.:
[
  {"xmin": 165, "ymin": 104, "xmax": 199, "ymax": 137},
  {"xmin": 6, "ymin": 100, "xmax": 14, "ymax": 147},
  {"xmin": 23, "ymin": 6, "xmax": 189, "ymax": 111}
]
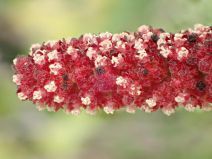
[{"xmin": 12, "ymin": 24, "xmax": 212, "ymax": 115}]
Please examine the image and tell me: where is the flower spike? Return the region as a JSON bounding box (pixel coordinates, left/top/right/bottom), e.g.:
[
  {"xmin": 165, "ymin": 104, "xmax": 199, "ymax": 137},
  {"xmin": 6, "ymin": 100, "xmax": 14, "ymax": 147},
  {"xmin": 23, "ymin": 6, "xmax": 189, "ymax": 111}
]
[{"xmin": 12, "ymin": 24, "xmax": 212, "ymax": 115}]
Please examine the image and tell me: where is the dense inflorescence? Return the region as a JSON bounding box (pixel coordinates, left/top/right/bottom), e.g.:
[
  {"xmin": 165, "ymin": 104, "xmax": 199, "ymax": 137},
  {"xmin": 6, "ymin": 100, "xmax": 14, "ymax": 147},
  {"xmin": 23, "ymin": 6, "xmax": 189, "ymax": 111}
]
[{"xmin": 12, "ymin": 24, "xmax": 212, "ymax": 115}]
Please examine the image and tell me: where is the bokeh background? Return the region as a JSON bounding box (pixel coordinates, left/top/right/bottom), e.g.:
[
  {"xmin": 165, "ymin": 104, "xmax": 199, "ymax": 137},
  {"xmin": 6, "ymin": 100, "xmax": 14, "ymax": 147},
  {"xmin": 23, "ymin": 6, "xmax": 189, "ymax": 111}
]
[{"xmin": 0, "ymin": 0, "xmax": 211, "ymax": 159}]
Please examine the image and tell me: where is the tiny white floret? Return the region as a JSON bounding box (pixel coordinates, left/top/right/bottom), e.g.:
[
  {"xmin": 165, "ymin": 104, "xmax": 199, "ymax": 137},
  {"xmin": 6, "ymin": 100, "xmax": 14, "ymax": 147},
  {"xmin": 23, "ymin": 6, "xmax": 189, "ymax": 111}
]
[
  {"xmin": 83, "ymin": 33, "xmax": 97, "ymax": 45},
  {"xmin": 174, "ymin": 33, "xmax": 183, "ymax": 40},
  {"xmin": 13, "ymin": 58, "xmax": 17, "ymax": 65},
  {"xmin": 17, "ymin": 92, "xmax": 27, "ymax": 100},
  {"xmin": 116, "ymin": 76, "xmax": 128, "ymax": 88},
  {"xmin": 103, "ymin": 106, "xmax": 114, "ymax": 114},
  {"xmin": 159, "ymin": 33, "xmax": 170, "ymax": 39},
  {"xmin": 99, "ymin": 39, "xmax": 112, "ymax": 51},
  {"xmin": 53, "ymin": 95, "xmax": 64, "ymax": 103},
  {"xmin": 135, "ymin": 49, "xmax": 147, "ymax": 60},
  {"xmin": 86, "ymin": 47, "xmax": 96, "ymax": 60},
  {"xmin": 145, "ymin": 98, "xmax": 157, "ymax": 108},
  {"xmin": 134, "ymin": 39, "xmax": 144, "ymax": 50},
  {"xmin": 175, "ymin": 95, "xmax": 185, "ymax": 103},
  {"xmin": 47, "ymin": 50, "xmax": 58, "ymax": 61},
  {"xmin": 12, "ymin": 74, "xmax": 21, "ymax": 85},
  {"xmin": 193, "ymin": 24, "xmax": 209, "ymax": 33},
  {"xmin": 142, "ymin": 31, "xmax": 153, "ymax": 42},
  {"xmin": 162, "ymin": 108, "xmax": 175, "ymax": 116},
  {"xmin": 33, "ymin": 90, "xmax": 42, "ymax": 100},
  {"xmin": 94, "ymin": 55, "xmax": 107, "ymax": 67},
  {"xmin": 81, "ymin": 96, "xmax": 91, "ymax": 105},
  {"xmin": 44, "ymin": 81, "xmax": 57, "ymax": 92},
  {"xmin": 99, "ymin": 32, "xmax": 112, "ymax": 39},
  {"xmin": 177, "ymin": 47, "xmax": 189, "ymax": 60},
  {"xmin": 129, "ymin": 84, "xmax": 141, "ymax": 95},
  {"xmin": 185, "ymin": 104, "xmax": 195, "ymax": 112},
  {"xmin": 137, "ymin": 25, "xmax": 150, "ymax": 33},
  {"xmin": 111, "ymin": 54, "xmax": 122, "ymax": 67},
  {"xmin": 159, "ymin": 47, "xmax": 171, "ymax": 58},
  {"xmin": 142, "ymin": 106, "xmax": 152, "ymax": 113},
  {"xmin": 112, "ymin": 34, "xmax": 120, "ymax": 42},
  {"xmin": 115, "ymin": 41, "xmax": 126, "ymax": 49},
  {"xmin": 29, "ymin": 43, "xmax": 41, "ymax": 55},
  {"xmin": 67, "ymin": 46, "xmax": 76, "ymax": 54},
  {"xmin": 33, "ymin": 50, "xmax": 45, "ymax": 64},
  {"xmin": 49, "ymin": 62, "xmax": 62, "ymax": 75}
]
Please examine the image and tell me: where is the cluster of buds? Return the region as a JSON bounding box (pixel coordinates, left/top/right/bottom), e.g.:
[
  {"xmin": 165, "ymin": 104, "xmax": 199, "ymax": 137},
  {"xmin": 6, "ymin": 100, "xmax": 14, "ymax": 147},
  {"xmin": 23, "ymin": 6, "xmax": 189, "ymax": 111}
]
[{"xmin": 12, "ymin": 24, "xmax": 211, "ymax": 115}]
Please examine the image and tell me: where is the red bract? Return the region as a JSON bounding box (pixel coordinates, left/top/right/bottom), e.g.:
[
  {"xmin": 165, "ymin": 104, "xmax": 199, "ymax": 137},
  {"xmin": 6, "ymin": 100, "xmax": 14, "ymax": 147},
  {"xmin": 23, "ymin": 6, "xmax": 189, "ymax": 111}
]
[{"xmin": 12, "ymin": 24, "xmax": 212, "ymax": 115}]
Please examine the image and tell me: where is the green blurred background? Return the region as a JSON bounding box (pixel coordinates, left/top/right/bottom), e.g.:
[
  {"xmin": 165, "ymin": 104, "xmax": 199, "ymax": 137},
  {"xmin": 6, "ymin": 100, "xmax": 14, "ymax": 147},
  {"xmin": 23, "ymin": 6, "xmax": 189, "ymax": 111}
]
[{"xmin": 0, "ymin": 0, "xmax": 211, "ymax": 159}]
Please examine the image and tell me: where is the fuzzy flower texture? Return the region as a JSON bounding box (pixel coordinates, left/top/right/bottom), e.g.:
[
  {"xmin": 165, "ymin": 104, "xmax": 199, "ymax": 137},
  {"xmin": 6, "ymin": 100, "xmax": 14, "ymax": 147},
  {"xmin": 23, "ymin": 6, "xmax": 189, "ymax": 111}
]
[{"xmin": 12, "ymin": 24, "xmax": 212, "ymax": 116}]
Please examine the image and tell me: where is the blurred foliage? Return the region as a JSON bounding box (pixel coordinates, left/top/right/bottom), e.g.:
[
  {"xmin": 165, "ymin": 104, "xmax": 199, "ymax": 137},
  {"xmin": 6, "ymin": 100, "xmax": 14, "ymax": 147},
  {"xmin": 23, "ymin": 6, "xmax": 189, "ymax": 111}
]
[{"xmin": 0, "ymin": 0, "xmax": 211, "ymax": 159}]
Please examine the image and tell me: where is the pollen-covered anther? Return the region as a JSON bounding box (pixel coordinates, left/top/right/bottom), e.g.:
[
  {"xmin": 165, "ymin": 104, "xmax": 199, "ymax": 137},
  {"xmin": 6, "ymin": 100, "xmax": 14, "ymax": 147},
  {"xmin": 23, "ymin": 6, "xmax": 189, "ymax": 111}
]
[
  {"xmin": 53, "ymin": 95, "xmax": 64, "ymax": 103},
  {"xmin": 116, "ymin": 76, "xmax": 128, "ymax": 88},
  {"xmin": 177, "ymin": 47, "xmax": 189, "ymax": 60},
  {"xmin": 44, "ymin": 81, "xmax": 57, "ymax": 92},
  {"xmin": 12, "ymin": 74, "xmax": 22, "ymax": 85},
  {"xmin": 33, "ymin": 90, "xmax": 42, "ymax": 100},
  {"xmin": 17, "ymin": 92, "xmax": 27, "ymax": 100},
  {"xmin": 81, "ymin": 96, "xmax": 91, "ymax": 105},
  {"xmin": 49, "ymin": 62, "xmax": 62, "ymax": 75},
  {"xmin": 47, "ymin": 50, "xmax": 58, "ymax": 61},
  {"xmin": 145, "ymin": 98, "xmax": 157, "ymax": 108}
]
